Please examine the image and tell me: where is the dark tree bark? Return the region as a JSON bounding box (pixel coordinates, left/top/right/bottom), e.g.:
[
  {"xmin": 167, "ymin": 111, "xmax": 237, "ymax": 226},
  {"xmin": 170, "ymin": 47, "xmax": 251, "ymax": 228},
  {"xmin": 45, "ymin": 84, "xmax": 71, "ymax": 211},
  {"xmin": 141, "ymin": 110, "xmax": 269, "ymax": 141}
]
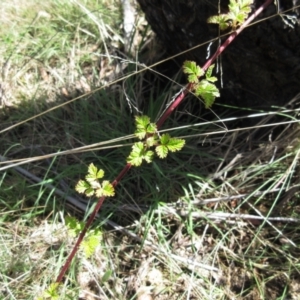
[{"xmin": 137, "ymin": 0, "xmax": 300, "ymax": 106}]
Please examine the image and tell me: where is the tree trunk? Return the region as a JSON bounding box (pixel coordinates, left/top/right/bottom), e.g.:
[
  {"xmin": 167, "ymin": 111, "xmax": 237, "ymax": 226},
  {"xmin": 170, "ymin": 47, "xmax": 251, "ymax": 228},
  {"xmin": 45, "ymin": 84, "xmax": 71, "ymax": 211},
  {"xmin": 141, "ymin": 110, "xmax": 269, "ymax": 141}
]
[{"xmin": 137, "ymin": 0, "xmax": 300, "ymax": 106}]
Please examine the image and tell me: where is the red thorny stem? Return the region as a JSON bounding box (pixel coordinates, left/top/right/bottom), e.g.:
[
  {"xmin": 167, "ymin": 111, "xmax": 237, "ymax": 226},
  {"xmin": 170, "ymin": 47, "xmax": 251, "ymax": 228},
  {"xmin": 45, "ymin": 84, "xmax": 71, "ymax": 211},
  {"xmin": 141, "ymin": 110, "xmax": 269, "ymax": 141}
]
[
  {"xmin": 157, "ymin": 0, "xmax": 273, "ymax": 129},
  {"xmin": 56, "ymin": 0, "xmax": 273, "ymax": 284},
  {"xmin": 56, "ymin": 163, "xmax": 131, "ymax": 283}
]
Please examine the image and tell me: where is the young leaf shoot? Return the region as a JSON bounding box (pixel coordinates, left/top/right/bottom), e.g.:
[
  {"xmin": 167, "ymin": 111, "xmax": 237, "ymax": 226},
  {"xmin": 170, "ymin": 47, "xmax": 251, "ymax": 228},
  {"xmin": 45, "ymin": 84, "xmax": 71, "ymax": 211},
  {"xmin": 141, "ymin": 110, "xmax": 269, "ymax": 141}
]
[
  {"xmin": 183, "ymin": 62, "xmax": 220, "ymax": 108},
  {"xmin": 208, "ymin": 0, "xmax": 253, "ymax": 30},
  {"xmin": 75, "ymin": 164, "xmax": 115, "ymax": 197}
]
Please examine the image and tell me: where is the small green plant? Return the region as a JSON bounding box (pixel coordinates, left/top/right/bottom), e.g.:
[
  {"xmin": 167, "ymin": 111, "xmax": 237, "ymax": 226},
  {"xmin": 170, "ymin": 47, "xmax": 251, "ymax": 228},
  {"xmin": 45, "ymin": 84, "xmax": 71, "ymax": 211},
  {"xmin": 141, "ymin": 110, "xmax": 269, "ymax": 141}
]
[
  {"xmin": 207, "ymin": 0, "xmax": 254, "ymax": 30},
  {"xmin": 75, "ymin": 163, "xmax": 115, "ymax": 198},
  {"xmin": 37, "ymin": 283, "xmax": 60, "ymax": 300},
  {"xmin": 53, "ymin": 0, "xmax": 273, "ymax": 290},
  {"xmin": 65, "ymin": 216, "xmax": 102, "ymax": 258},
  {"xmin": 127, "ymin": 115, "xmax": 185, "ymax": 166},
  {"xmin": 183, "ymin": 61, "xmax": 220, "ymax": 108}
]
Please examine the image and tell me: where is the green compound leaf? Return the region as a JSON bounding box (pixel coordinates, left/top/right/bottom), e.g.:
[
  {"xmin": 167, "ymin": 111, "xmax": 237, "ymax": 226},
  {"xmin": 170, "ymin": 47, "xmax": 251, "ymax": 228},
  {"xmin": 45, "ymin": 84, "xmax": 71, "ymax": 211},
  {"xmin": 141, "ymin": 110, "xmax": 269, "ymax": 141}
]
[
  {"xmin": 102, "ymin": 180, "xmax": 115, "ymax": 197},
  {"xmin": 205, "ymin": 64, "xmax": 214, "ymax": 79},
  {"xmin": 134, "ymin": 115, "xmax": 157, "ymax": 139},
  {"xmin": 127, "ymin": 142, "xmax": 154, "ymax": 166},
  {"xmin": 41, "ymin": 283, "xmax": 60, "ymax": 300},
  {"xmin": 228, "ymin": 0, "xmax": 239, "ymax": 14},
  {"xmin": 195, "ymin": 80, "xmax": 220, "ymax": 108},
  {"xmin": 165, "ymin": 136, "xmax": 186, "ymax": 152},
  {"xmin": 183, "ymin": 60, "xmax": 204, "ymax": 83},
  {"xmin": 86, "ymin": 163, "xmax": 104, "ymax": 182},
  {"xmin": 156, "ymin": 134, "xmax": 185, "ymax": 158},
  {"xmin": 207, "ymin": 14, "xmax": 231, "ymax": 30},
  {"xmin": 159, "ymin": 133, "xmax": 185, "ymax": 152},
  {"xmin": 127, "ymin": 142, "xmax": 144, "ymax": 166},
  {"xmin": 65, "ymin": 216, "xmax": 85, "ymax": 238},
  {"xmin": 241, "ymin": 0, "xmax": 253, "ymax": 9},
  {"xmin": 159, "ymin": 133, "xmax": 171, "ymax": 145},
  {"xmin": 183, "ymin": 62, "xmax": 219, "ymax": 109},
  {"xmin": 144, "ymin": 150, "xmax": 155, "ymax": 163},
  {"xmin": 95, "ymin": 180, "xmax": 115, "ymax": 197},
  {"xmin": 76, "ymin": 164, "xmax": 114, "ymax": 198},
  {"xmin": 208, "ymin": 0, "xmax": 253, "ymax": 30},
  {"xmin": 75, "ymin": 179, "xmax": 95, "ymax": 197},
  {"xmin": 146, "ymin": 122, "xmax": 157, "ymax": 134},
  {"xmin": 134, "ymin": 115, "xmax": 149, "ymax": 139},
  {"xmin": 205, "ymin": 65, "xmax": 218, "ymax": 83},
  {"xmin": 136, "ymin": 115, "xmax": 151, "ymax": 127},
  {"xmin": 81, "ymin": 229, "xmax": 102, "ymax": 258},
  {"xmin": 206, "ymin": 76, "xmax": 218, "ymax": 83},
  {"xmin": 229, "ymin": 0, "xmax": 252, "ymax": 15},
  {"xmin": 156, "ymin": 145, "xmax": 169, "ymax": 159}
]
